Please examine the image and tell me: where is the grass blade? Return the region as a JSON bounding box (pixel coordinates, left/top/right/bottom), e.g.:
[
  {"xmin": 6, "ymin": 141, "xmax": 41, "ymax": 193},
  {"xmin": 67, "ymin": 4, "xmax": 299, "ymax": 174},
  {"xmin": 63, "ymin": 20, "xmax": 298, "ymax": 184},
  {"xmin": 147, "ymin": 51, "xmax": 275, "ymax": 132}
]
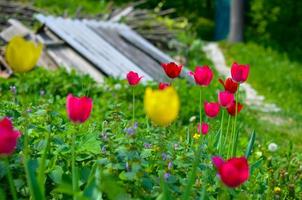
[{"xmin": 245, "ymin": 130, "xmax": 256, "ymax": 158}]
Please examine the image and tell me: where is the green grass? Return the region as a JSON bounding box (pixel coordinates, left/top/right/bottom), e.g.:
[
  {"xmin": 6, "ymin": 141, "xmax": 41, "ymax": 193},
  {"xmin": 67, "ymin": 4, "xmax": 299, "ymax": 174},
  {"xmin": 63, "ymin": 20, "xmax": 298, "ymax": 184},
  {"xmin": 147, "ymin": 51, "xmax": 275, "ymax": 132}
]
[
  {"xmin": 220, "ymin": 42, "xmax": 302, "ymax": 149},
  {"xmin": 32, "ymin": 0, "xmax": 108, "ymax": 16}
]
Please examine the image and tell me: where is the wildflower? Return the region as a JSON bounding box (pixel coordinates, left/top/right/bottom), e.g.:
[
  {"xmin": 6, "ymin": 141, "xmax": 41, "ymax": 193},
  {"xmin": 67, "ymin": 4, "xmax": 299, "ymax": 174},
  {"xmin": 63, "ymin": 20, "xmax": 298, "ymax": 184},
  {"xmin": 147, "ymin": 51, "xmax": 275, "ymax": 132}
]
[
  {"xmin": 10, "ymin": 86, "xmax": 16, "ymax": 94},
  {"xmin": 124, "ymin": 122, "xmax": 138, "ymax": 136},
  {"xmin": 0, "ymin": 117, "xmax": 21, "ymax": 156},
  {"xmin": 274, "ymin": 186, "xmax": 281, "ymax": 194},
  {"xmin": 144, "ymin": 87, "xmax": 179, "ymax": 126},
  {"xmin": 268, "ymin": 143, "xmax": 278, "ymax": 152},
  {"xmin": 218, "ymin": 91, "xmax": 234, "ymax": 108},
  {"xmin": 40, "ymin": 90, "xmax": 45, "ymax": 96},
  {"xmin": 164, "ymin": 172, "xmax": 170, "ymax": 180},
  {"xmin": 101, "ymin": 146, "xmax": 106, "ymax": 153},
  {"xmin": 231, "ymin": 62, "xmax": 250, "ymax": 83},
  {"xmin": 189, "ymin": 66, "xmax": 213, "ymax": 86},
  {"xmin": 5, "ymin": 36, "xmax": 42, "ymax": 73},
  {"xmin": 161, "ymin": 62, "xmax": 182, "ymax": 79},
  {"xmin": 126, "ymin": 71, "xmax": 143, "ymax": 86},
  {"xmin": 168, "ymin": 161, "xmax": 173, "ymax": 170},
  {"xmin": 144, "ymin": 143, "xmax": 152, "ymax": 149},
  {"xmin": 189, "ymin": 116, "xmax": 196, "ymax": 122},
  {"xmin": 66, "ymin": 94, "xmax": 93, "ymax": 123},
  {"xmin": 162, "ymin": 153, "xmax": 167, "ymax": 161},
  {"xmin": 193, "ymin": 133, "xmax": 201, "ymax": 140},
  {"xmin": 204, "ymin": 102, "xmax": 220, "ymax": 118},
  {"xmin": 227, "ymin": 101, "xmax": 243, "ymax": 116},
  {"xmin": 173, "ymin": 143, "xmax": 179, "ymax": 150},
  {"xmin": 212, "ymin": 156, "xmax": 249, "ymax": 188},
  {"xmin": 219, "ymin": 78, "xmax": 239, "ymax": 93},
  {"xmin": 158, "ymin": 82, "xmax": 170, "ymax": 90},
  {"xmin": 114, "ymin": 84, "xmax": 122, "ymax": 90},
  {"xmin": 197, "ymin": 122, "xmax": 209, "ymax": 135}
]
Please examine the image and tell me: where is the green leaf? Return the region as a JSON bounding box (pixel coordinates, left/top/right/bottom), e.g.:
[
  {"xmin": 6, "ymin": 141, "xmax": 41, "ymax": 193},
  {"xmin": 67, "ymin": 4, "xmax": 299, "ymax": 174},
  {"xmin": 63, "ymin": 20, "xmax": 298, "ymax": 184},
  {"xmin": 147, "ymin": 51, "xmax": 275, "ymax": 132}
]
[
  {"xmin": 25, "ymin": 159, "xmax": 45, "ymax": 200},
  {"xmin": 49, "ymin": 166, "xmax": 63, "ymax": 184},
  {"xmin": 0, "ymin": 187, "xmax": 6, "ymax": 200},
  {"xmin": 245, "ymin": 130, "xmax": 256, "ymax": 158}
]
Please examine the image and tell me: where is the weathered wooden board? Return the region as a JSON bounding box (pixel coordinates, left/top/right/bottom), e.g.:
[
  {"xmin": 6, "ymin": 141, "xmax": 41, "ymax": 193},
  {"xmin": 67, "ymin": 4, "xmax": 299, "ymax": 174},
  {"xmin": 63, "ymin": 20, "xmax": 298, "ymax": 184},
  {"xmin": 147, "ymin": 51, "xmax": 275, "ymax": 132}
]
[
  {"xmin": 36, "ymin": 15, "xmax": 153, "ymax": 81},
  {"xmin": 88, "ymin": 24, "xmax": 167, "ymax": 81}
]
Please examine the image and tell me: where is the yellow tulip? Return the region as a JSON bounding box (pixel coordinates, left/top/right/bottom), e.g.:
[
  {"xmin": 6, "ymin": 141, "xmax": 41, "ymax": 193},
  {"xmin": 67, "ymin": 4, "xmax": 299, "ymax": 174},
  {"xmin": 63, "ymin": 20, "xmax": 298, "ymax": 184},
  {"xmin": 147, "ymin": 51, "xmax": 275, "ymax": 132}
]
[
  {"xmin": 144, "ymin": 87, "xmax": 179, "ymax": 126},
  {"xmin": 5, "ymin": 36, "xmax": 42, "ymax": 73}
]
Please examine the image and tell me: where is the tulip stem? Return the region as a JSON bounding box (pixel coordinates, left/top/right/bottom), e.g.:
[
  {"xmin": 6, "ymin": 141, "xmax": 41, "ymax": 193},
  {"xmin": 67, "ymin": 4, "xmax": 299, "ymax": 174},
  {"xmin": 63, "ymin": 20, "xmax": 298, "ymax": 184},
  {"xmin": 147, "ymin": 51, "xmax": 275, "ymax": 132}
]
[
  {"xmin": 224, "ymin": 115, "xmax": 231, "ymax": 156},
  {"xmin": 5, "ymin": 157, "xmax": 18, "ymax": 200},
  {"xmin": 199, "ymin": 87, "xmax": 202, "ymax": 128},
  {"xmin": 218, "ymin": 110, "xmax": 225, "ymax": 154},
  {"xmin": 38, "ymin": 128, "xmax": 51, "ymax": 194},
  {"xmin": 72, "ymin": 125, "xmax": 78, "ymax": 200},
  {"xmin": 231, "ymin": 90, "xmax": 239, "ymax": 157},
  {"xmin": 132, "ymin": 87, "xmax": 135, "ymax": 124}
]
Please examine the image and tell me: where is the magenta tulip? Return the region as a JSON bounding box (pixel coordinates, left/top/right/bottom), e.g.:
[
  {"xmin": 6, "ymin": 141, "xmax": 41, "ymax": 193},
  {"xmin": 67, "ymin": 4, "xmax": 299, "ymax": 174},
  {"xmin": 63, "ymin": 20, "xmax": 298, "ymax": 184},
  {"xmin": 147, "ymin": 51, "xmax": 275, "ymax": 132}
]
[
  {"xmin": 231, "ymin": 62, "xmax": 250, "ymax": 83},
  {"xmin": 204, "ymin": 102, "xmax": 220, "ymax": 118},
  {"xmin": 189, "ymin": 66, "xmax": 213, "ymax": 86},
  {"xmin": 66, "ymin": 94, "xmax": 93, "ymax": 123},
  {"xmin": 218, "ymin": 91, "xmax": 234, "ymax": 108},
  {"xmin": 126, "ymin": 71, "xmax": 143, "ymax": 86},
  {"xmin": 212, "ymin": 156, "xmax": 249, "ymax": 188},
  {"xmin": 198, "ymin": 122, "xmax": 209, "ymax": 135},
  {"xmin": 0, "ymin": 117, "xmax": 21, "ymax": 156}
]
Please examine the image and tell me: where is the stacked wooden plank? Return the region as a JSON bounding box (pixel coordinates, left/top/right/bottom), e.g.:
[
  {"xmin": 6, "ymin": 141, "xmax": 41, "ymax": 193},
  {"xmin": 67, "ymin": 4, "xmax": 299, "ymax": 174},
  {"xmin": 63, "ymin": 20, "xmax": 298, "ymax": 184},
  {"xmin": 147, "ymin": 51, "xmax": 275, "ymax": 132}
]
[{"xmin": 36, "ymin": 14, "xmax": 176, "ymax": 82}]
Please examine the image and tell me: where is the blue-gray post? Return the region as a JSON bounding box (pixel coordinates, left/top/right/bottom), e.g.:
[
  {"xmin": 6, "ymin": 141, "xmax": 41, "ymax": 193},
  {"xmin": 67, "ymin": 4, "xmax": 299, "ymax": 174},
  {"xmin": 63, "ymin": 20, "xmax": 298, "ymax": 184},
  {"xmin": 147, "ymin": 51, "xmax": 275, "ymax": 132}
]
[{"xmin": 215, "ymin": 0, "xmax": 231, "ymax": 40}]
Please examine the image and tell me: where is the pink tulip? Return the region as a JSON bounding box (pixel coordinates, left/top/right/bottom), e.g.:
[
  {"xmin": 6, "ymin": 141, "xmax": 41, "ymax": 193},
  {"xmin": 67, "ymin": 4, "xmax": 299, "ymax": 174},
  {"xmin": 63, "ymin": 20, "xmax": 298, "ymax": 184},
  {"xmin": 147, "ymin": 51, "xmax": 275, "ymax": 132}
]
[
  {"xmin": 218, "ymin": 91, "xmax": 234, "ymax": 108},
  {"xmin": 126, "ymin": 71, "xmax": 143, "ymax": 86},
  {"xmin": 0, "ymin": 117, "xmax": 21, "ymax": 156},
  {"xmin": 212, "ymin": 156, "xmax": 249, "ymax": 188},
  {"xmin": 204, "ymin": 102, "xmax": 220, "ymax": 118},
  {"xmin": 231, "ymin": 62, "xmax": 250, "ymax": 83},
  {"xmin": 189, "ymin": 66, "xmax": 213, "ymax": 86},
  {"xmin": 197, "ymin": 122, "xmax": 209, "ymax": 135},
  {"xmin": 66, "ymin": 94, "xmax": 93, "ymax": 123}
]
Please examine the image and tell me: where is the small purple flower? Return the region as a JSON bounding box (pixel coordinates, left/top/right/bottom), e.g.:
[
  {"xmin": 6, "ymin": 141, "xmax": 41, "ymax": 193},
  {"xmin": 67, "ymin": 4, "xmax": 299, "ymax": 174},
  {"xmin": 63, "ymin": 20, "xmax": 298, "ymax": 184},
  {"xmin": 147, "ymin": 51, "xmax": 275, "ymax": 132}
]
[
  {"xmin": 144, "ymin": 143, "xmax": 152, "ymax": 149},
  {"xmin": 124, "ymin": 122, "xmax": 138, "ymax": 136},
  {"xmin": 27, "ymin": 108, "xmax": 32, "ymax": 113},
  {"xmin": 162, "ymin": 153, "xmax": 167, "ymax": 161},
  {"xmin": 164, "ymin": 173, "xmax": 170, "ymax": 180},
  {"xmin": 168, "ymin": 161, "xmax": 173, "ymax": 170}
]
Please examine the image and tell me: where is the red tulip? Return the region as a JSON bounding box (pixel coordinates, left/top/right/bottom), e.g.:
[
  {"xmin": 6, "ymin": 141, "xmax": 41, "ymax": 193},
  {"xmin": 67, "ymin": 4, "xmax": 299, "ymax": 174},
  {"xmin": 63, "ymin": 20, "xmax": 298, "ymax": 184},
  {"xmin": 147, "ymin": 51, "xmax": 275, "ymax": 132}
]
[
  {"xmin": 197, "ymin": 122, "xmax": 209, "ymax": 135},
  {"xmin": 126, "ymin": 71, "xmax": 143, "ymax": 86},
  {"xmin": 219, "ymin": 78, "xmax": 239, "ymax": 93},
  {"xmin": 204, "ymin": 102, "xmax": 220, "ymax": 118},
  {"xmin": 227, "ymin": 101, "xmax": 243, "ymax": 116},
  {"xmin": 231, "ymin": 62, "xmax": 250, "ymax": 83},
  {"xmin": 66, "ymin": 94, "xmax": 93, "ymax": 123},
  {"xmin": 161, "ymin": 62, "xmax": 182, "ymax": 79},
  {"xmin": 218, "ymin": 91, "xmax": 234, "ymax": 108},
  {"xmin": 0, "ymin": 117, "xmax": 21, "ymax": 156},
  {"xmin": 158, "ymin": 82, "xmax": 170, "ymax": 90},
  {"xmin": 189, "ymin": 66, "xmax": 213, "ymax": 86},
  {"xmin": 212, "ymin": 156, "xmax": 249, "ymax": 188}
]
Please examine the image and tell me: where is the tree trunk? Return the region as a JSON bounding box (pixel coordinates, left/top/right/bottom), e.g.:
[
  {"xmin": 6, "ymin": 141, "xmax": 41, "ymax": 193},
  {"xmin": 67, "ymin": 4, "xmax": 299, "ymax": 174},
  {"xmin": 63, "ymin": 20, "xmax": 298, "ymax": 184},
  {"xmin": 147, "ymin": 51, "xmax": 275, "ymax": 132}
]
[{"xmin": 228, "ymin": 0, "xmax": 244, "ymax": 42}]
